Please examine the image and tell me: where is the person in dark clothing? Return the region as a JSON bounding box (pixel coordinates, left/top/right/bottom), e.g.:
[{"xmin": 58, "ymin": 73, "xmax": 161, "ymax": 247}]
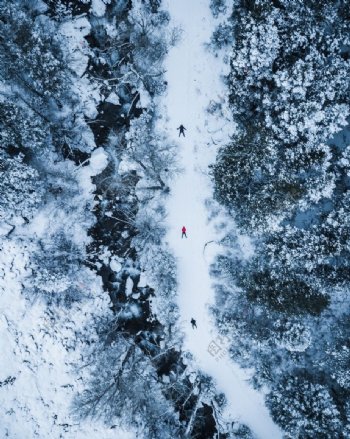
[
  {"xmin": 182, "ymin": 226, "xmax": 187, "ymax": 238},
  {"xmin": 191, "ymin": 318, "xmax": 197, "ymax": 329},
  {"xmin": 177, "ymin": 124, "xmax": 186, "ymax": 137}
]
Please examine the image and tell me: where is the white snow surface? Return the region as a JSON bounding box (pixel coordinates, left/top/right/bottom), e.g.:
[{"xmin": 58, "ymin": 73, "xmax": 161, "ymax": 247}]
[
  {"xmin": 0, "ymin": 241, "xmax": 134, "ymax": 439},
  {"xmin": 162, "ymin": 1, "xmax": 283, "ymax": 438}
]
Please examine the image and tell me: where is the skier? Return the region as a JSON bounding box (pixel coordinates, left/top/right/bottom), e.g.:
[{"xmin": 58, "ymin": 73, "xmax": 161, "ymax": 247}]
[
  {"xmin": 191, "ymin": 318, "xmax": 197, "ymax": 329},
  {"xmin": 177, "ymin": 124, "xmax": 186, "ymax": 137},
  {"xmin": 182, "ymin": 226, "xmax": 187, "ymax": 238}
]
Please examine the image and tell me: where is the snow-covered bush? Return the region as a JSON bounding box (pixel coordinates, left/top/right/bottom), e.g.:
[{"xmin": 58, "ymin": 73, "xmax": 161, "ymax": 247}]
[
  {"xmin": 0, "ymin": 151, "xmax": 43, "ymax": 221},
  {"xmin": 128, "ymin": 7, "xmax": 170, "ymax": 95},
  {"xmin": 27, "ymin": 234, "xmax": 85, "ymax": 305},
  {"xmin": 210, "ymin": 23, "xmax": 234, "ymax": 49},
  {"xmin": 210, "ymin": 0, "xmax": 227, "ymax": 18},
  {"xmin": 138, "ymin": 243, "xmax": 178, "ymax": 326},
  {"xmin": 275, "ymin": 321, "xmax": 311, "ymax": 353},
  {"xmin": 0, "ymin": 100, "xmax": 48, "ymax": 151}
]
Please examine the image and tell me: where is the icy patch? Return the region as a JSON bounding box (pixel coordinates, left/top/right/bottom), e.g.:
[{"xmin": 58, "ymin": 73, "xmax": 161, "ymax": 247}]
[
  {"xmin": 125, "ymin": 277, "xmax": 134, "ymax": 296},
  {"xmin": 77, "ymin": 77, "xmax": 101, "ymax": 119},
  {"xmin": 60, "ymin": 17, "xmax": 91, "ymax": 38},
  {"xmin": 118, "ymin": 158, "xmax": 138, "ymax": 175},
  {"xmin": 138, "ymin": 87, "xmax": 151, "ymax": 108},
  {"xmin": 121, "ymin": 303, "xmax": 141, "ymax": 319},
  {"xmin": 59, "ymin": 17, "xmax": 91, "ymax": 76},
  {"xmin": 106, "ymin": 92, "xmax": 120, "ymax": 105},
  {"xmin": 137, "ymin": 272, "xmax": 148, "ymax": 287},
  {"xmin": 110, "ymin": 257, "xmax": 122, "ymax": 273},
  {"xmin": 89, "ymin": 147, "xmax": 109, "ymax": 176},
  {"xmin": 91, "ymin": 0, "xmax": 107, "ymax": 17}
]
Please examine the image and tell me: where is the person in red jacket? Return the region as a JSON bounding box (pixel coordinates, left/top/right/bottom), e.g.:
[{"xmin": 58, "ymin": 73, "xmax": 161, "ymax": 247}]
[{"xmin": 182, "ymin": 226, "xmax": 187, "ymax": 238}]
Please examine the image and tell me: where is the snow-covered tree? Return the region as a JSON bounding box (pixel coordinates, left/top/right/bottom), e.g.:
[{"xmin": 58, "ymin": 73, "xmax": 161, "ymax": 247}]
[
  {"xmin": 267, "ymin": 375, "xmax": 342, "ymax": 438},
  {"xmin": 211, "ymin": 1, "xmax": 350, "ymax": 434},
  {"xmin": 0, "ymin": 1, "xmax": 71, "ymax": 117},
  {"xmin": 124, "ymin": 111, "xmax": 178, "ymax": 192},
  {"xmin": 73, "ymin": 323, "xmax": 182, "ymax": 438}
]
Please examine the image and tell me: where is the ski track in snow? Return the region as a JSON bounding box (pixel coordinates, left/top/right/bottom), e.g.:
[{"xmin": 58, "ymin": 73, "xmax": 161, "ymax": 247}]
[{"xmin": 161, "ymin": 1, "xmax": 283, "ymax": 438}]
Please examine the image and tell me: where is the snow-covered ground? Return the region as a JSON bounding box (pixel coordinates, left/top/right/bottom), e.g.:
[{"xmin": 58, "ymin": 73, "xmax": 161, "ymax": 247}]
[
  {"xmin": 161, "ymin": 1, "xmax": 283, "ymax": 437},
  {"xmin": 0, "ymin": 132, "xmax": 133, "ymax": 438}
]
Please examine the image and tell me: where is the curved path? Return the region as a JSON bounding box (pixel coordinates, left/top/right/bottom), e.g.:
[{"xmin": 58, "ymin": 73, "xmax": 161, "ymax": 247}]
[{"xmin": 162, "ymin": 1, "xmax": 283, "ymax": 438}]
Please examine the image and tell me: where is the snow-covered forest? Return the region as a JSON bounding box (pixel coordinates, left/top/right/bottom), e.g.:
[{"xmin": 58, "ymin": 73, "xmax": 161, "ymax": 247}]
[
  {"xmin": 211, "ymin": 0, "xmax": 350, "ymax": 437},
  {"xmin": 0, "ymin": 0, "xmax": 349, "ymax": 438}
]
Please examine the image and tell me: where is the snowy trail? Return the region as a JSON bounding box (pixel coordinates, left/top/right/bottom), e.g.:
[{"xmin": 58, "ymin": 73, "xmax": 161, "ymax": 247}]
[{"xmin": 161, "ymin": 1, "xmax": 283, "ymax": 438}]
